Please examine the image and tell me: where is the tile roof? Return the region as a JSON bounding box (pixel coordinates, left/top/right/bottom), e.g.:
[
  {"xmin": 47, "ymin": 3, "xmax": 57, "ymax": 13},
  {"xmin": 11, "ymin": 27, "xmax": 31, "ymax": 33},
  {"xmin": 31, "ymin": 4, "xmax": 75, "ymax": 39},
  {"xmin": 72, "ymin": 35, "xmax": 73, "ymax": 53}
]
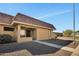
[
  {"xmin": 0, "ymin": 12, "xmax": 14, "ymax": 24},
  {"xmin": 0, "ymin": 12, "xmax": 56, "ymax": 29},
  {"xmin": 14, "ymin": 13, "xmax": 56, "ymax": 29}
]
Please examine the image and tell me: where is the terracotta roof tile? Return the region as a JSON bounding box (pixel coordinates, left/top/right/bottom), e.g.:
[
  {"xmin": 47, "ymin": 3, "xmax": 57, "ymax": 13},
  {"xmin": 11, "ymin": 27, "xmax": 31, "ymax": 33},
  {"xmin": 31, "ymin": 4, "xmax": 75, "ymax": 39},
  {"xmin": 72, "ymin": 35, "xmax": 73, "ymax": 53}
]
[
  {"xmin": 0, "ymin": 12, "xmax": 14, "ymax": 24},
  {"xmin": 0, "ymin": 12, "xmax": 56, "ymax": 29},
  {"xmin": 14, "ymin": 13, "xmax": 56, "ymax": 29}
]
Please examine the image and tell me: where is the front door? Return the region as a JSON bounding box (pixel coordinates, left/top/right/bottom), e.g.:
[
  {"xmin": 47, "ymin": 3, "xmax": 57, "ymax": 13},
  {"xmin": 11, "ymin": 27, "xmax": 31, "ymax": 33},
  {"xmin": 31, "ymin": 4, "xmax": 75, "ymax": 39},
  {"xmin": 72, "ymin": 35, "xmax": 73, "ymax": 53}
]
[
  {"xmin": 26, "ymin": 30, "xmax": 32, "ymax": 37},
  {"xmin": 26, "ymin": 29, "xmax": 36, "ymax": 40}
]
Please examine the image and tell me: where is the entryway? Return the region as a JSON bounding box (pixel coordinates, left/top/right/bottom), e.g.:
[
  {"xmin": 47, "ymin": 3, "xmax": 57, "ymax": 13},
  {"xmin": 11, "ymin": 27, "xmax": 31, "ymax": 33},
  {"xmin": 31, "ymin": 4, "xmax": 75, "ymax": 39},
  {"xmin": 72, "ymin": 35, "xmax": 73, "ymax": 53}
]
[{"xmin": 20, "ymin": 27, "xmax": 36, "ymax": 42}]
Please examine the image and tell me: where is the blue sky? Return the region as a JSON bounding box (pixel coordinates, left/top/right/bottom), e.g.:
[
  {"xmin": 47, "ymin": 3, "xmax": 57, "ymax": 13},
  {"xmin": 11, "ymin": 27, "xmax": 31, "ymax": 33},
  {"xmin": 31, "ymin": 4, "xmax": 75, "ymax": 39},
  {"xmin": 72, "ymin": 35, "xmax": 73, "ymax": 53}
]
[{"xmin": 0, "ymin": 3, "xmax": 79, "ymax": 32}]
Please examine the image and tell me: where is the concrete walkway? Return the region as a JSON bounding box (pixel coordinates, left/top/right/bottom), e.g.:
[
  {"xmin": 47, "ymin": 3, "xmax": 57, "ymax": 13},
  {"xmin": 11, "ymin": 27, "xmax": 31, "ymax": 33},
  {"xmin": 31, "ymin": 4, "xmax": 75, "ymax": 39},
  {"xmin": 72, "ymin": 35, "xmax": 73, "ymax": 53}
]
[
  {"xmin": 72, "ymin": 46, "xmax": 79, "ymax": 56},
  {"xmin": 57, "ymin": 37, "xmax": 74, "ymax": 40},
  {"xmin": 34, "ymin": 40, "xmax": 75, "ymax": 52}
]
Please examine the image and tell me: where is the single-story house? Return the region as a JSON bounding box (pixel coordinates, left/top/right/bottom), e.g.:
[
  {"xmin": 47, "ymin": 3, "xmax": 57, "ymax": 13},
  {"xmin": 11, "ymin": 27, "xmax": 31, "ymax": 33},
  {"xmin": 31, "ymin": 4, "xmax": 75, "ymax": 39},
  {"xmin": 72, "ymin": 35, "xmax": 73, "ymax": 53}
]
[
  {"xmin": 71, "ymin": 32, "xmax": 79, "ymax": 37},
  {"xmin": 53, "ymin": 32, "xmax": 63, "ymax": 37},
  {"xmin": 76, "ymin": 33, "xmax": 79, "ymax": 37},
  {"xmin": 51, "ymin": 32, "xmax": 63, "ymax": 39},
  {"xmin": 0, "ymin": 12, "xmax": 56, "ymax": 43}
]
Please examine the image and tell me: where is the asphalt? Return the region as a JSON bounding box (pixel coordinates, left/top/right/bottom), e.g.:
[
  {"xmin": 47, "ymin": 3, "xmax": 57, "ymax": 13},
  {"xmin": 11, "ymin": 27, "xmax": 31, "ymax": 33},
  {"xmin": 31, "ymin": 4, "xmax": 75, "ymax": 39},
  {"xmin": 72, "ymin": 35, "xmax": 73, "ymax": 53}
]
[
  {"xmin": 41, "ymin": 39, "xmax": 78, "ymax": 48},
  {"xmin": 34, "ymin": 40, "xmax": 75, "ymax": 52},
  {"xmin": 0, "ymin": 41, "xmax": 72, "ymax": 56}
]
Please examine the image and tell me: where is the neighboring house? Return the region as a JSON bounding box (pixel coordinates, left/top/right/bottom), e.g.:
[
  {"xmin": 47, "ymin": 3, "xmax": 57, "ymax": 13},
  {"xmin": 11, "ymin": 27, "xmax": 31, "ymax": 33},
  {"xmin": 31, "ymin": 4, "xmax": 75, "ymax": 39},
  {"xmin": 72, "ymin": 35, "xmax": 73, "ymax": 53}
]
[
  {"xmin": 51, "ymin": 32, "xmax": 63, "ymax": 39},
  {"xmin": 54, "ymin": 32, "xmax": 63, "ymax": 37},
  {"xmin": 0, "ymin": 12, "xmax": 56, "ymax": 43},
  {"xmin": 51, "ymin": 32, "xmax": 57, "ymax": 39},
  {"xmin": 71, "ymin": 32, "xmax": 79, "ymax": 37},
  {"xmin": 76, "ymin": 32, "xmax": 79, "ymax": 37}
]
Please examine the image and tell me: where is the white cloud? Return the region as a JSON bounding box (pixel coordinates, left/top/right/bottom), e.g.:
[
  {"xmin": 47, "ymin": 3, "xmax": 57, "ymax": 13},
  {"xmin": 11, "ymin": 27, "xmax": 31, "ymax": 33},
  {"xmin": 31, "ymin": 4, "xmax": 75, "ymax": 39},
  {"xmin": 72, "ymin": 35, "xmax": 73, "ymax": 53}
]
[{"xmin": 38, "ymin": 10, "xmax": 71, "ymax": 19}]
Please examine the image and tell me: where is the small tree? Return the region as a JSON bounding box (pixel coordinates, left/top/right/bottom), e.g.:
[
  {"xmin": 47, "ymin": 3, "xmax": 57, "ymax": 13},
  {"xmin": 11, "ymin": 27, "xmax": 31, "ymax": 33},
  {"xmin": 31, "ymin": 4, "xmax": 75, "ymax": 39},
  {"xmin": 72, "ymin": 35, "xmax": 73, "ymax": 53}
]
[
  {"xmin": 63, "ymin": 29, "xmax": 73, "ymax": 37},
  {"xmin": 76, "ymin": 30, "xmax": 79, "ymax": 33}
]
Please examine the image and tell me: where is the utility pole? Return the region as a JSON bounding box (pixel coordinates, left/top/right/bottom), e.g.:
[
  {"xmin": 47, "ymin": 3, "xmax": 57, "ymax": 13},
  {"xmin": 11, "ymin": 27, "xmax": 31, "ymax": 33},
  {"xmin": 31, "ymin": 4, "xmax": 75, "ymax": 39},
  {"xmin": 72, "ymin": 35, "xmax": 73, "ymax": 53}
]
[{"xmin": 73, "ymin": 3, "xmax": 76, "ymax": 44}]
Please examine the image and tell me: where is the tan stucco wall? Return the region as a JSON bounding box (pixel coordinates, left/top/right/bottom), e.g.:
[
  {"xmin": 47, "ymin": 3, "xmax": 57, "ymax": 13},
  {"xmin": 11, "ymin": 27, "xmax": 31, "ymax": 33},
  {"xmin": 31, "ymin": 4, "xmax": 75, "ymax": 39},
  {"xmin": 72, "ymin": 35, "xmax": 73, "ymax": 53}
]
[
  {"xmin": 15, "ymin": 24, "xmax": 33, "ymax": 43},
  {"xmin": 15, "ymin": 24, "xmax": 53, "ymax": 42},
  {"xmin": 0, "ymin": 25, "xmax": 15, "ymax": 36},
  {"xmin": 17, "ymin": 37, "xmax": 32, "ymax": 43},
  {"xmin": 0, "ymin": 24, "xmax": 53, "ymax": 42},
  {"xmin": 3, "ymin": 31, "xmax": 14, "ymax": 36},
  {"xmin": 51, "ymin": 32, "xmax": 57, "ymax": 39},
  {"xmin": 36, "ymin": 28, "xmax": 52, "ymax": 40},
  {"xmin": 18, "ymin": 24, "xmax": 53, "ymax": 41},
  {"xmin": 0, "ymin": 25, "xmax": 3, "ymax": 34}
]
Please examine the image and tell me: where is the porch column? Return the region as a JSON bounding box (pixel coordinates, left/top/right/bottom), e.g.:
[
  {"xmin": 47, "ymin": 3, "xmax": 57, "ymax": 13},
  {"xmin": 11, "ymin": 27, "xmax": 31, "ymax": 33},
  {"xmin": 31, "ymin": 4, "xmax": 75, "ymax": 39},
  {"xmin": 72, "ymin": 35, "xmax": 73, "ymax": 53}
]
[
  {"xmin": 49, "ymin": 30, "xmax": 52, "ymax": 39},
  {"xmin": 16, "ymin": 25, "xmax": 21, "ymax": 43}
]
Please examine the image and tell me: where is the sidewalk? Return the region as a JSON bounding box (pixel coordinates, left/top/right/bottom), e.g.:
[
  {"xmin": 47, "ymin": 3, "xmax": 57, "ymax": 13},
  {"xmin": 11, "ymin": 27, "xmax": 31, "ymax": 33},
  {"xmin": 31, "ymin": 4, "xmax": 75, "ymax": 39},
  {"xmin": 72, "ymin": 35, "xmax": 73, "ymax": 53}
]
[{"xmin": 72, "ymin": 45, "xmax": 79, "ymax": 56}]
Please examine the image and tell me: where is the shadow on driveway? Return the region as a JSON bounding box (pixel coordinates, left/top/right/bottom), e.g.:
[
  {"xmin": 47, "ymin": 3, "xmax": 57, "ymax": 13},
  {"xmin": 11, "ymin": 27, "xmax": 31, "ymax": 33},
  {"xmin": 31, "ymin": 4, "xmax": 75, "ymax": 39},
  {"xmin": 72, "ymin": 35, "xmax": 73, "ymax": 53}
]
[
  {"xmin": 0, "ymin": 42, "xmax": 61, "ymax": 55},
  {"xmin": 0, "ymin": 39, "xmax": 74, "ymax": 55},
  {"xmin": 41, "ymin": 39, "xmax": 73, "ymax": 46},
  {"xmin": 41, "ymin": 39, "xmax": 78, "ymax": 48}
]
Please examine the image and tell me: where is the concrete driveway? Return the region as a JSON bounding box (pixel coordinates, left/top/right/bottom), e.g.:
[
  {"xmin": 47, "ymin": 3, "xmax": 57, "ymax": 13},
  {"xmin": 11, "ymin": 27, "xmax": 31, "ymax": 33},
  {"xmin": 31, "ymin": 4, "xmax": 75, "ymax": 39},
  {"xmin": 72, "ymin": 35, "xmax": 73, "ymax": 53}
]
[
  {"xmin": 0, "ymin": 39, "xmax": 76, "ymax": 56},
  {"xmin": 41, "ymin": 39, "xmax": 78, "ymax": 48}
]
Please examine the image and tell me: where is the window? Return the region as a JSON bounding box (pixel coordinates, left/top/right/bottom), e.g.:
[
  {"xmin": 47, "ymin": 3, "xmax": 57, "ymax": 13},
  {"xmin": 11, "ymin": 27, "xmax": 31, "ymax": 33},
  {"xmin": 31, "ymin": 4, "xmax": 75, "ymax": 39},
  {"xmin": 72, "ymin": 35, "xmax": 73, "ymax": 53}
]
[
  {"xmin": 4, "ymin": 27, "xmax": 15, "ymax": 31},
  {"xmin": 26, "ymin": 30, "xmax": 31, "ymax": 37},
  {"xmin": 20, "ymin": 29, "xmax": 26, "ymax": 37}
]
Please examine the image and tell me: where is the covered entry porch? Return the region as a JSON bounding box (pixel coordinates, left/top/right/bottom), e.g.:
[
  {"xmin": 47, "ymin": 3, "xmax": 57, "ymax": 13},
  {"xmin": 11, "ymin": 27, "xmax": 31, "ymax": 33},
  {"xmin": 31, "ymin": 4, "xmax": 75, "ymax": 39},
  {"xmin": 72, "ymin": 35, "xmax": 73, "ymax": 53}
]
[{"xmin": 16, "ymin": 25, "xmax": 36, "ymax": 43}]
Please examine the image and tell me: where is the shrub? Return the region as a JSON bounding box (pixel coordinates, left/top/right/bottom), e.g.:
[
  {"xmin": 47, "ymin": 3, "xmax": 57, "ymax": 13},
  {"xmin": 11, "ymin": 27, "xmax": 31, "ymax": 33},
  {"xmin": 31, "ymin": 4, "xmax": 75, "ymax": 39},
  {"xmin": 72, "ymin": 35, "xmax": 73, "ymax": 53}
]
[
  {"xmin": 0, "ymin": 35, "xmax": 3, "ymax": 43},
  {"xmin": 0, "ymin": 34, "xmax": 14, "ymax": 43},
  {"xmin": 63, "ymin": 30, "xmax": 73, "ymax": 37}
]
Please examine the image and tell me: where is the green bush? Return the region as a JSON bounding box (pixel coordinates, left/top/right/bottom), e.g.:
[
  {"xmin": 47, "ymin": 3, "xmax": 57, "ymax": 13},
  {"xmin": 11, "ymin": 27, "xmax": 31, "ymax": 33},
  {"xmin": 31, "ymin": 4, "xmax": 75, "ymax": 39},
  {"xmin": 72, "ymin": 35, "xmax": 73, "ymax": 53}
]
[
  {"xmin": 63, "ymin": 30, "xmax": 73, "ymax": 37},
  {"xmin": 0, "ymin": 34, "xmax": 14, "ymax": 43},
  {"xmin": 0, "ymin": 35, "xmax": 3, "ymax": 43}
]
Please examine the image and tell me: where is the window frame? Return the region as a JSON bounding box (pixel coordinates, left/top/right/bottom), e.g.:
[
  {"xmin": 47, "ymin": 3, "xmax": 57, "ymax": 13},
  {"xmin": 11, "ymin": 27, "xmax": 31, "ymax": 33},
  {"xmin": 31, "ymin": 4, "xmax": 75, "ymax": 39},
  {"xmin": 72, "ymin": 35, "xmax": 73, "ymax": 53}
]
[
  {"xmin": 26, "ymin": 30, "xmax": 32, "ymax": 37},
  {"xmin": 4, "ymin": 27, "xmax": 15, "ymax": 31}
]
